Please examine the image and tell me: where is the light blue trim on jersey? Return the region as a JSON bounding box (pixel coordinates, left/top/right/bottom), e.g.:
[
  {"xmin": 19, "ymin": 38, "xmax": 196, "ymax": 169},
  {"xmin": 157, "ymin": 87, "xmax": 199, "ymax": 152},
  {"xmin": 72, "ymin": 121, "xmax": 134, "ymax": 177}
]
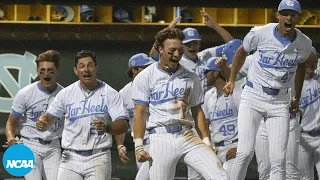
[
  {"xmin": 210, "ymin": 115, "xmax": 235, "ymax": 122},
  {"xmin": 77, "ymin": 80, "xmax": 103, "ymax": 98},
  {"xmin": 273, "ymin": 25, "xmax": 296, "ymax": 47},
  {"xmin": 11, "ymin": 109, "xmax": 22, "ymax": 118},
  {"xmin": 46, "ymin": 112, "xmax": 59, "ymax": 119},
  {"xmin": 133, "ymin": 99, "xmax": 149, "ymax": 107},
  {"xmin": 150, "ymin": 97, "xmax": 179, "ymax": 106},
  {"xmin": 114, "ymin": 116, "xmax": 129, "ymax": 121},
  {"xmin": 37, "ymin": 81, "xmax": 58, "ymax": 95},
  {"xmin": 299, "ymin": 94, "xmax": 320, "ymax": 110},
  {"xmin": 68, "ymin": 112, "xmax": 108, "ymax": 122},
  {"xmin": 182, "ymin": 55, "xmax": 198, "ymax": 63}
]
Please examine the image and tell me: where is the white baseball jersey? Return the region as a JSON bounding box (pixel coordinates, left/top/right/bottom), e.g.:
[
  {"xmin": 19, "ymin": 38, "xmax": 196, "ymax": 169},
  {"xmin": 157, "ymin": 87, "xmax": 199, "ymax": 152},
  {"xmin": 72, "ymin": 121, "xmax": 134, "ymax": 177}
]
[
  {"xmin": 119, "ymin": 82, "xmax": 149, "ymax": 138},
  {"xmin": 180, "ymin": 44, "xmax": 225, "ymax": 93},
  {"xmin": 46, "ymin": 80, "xmax": 129, "ymax": 150},
  {"xmin": 203, "ymin": 88, "xmax": 241, "ymax": 144},
  {"xmin": 243, "ymin": 23, "xmax": 312, "ymax": 89},
  {"xmin": 11, "ymin": 81, "xmax": 64, "ymax": 141},
  {"xmin": 237, "ymin": 55, "xmax": 253, "ymax": 80},
  {"xmin": 299, "ymin": 73, "xmax": 320, "ymax": 131},
  {"xmin": 132, "ymin": 63, "xmax": 203, "ymax": 129}
]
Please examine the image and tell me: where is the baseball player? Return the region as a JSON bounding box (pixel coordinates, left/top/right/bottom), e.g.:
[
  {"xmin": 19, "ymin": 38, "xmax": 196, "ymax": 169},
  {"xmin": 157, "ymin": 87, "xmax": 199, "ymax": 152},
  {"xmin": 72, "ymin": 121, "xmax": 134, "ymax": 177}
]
[
  {"xmin": 200, "ymin": 57, "xmax": 242, "ymax": 176},
  {"xmin": 5, "ymin": 50, "xmax": 64, "ymax": 180},
  {"xmin": 221, "ymin": 53, "xmax": 303, "ymax": 180},
  {"xmin": 132, "ymin": 28, "xmax": 230, "ymax": 180},
  {"xmin": 36, "ymin": 50, "xmax": 129, "ymax": 180},
  {"xmin": 223, "ymin": 0, "xmax": 312, "ymax": 179},
  {"xmin": 115, "ymin": 53, "xmax": 153, "ymax": 180},
  {"xmin": 150, "ymin": 11, "xmax": 234, "ymax": 95},
  {"xmin": 298, "ymin": 47, "xmax": 320, "ymax": 180}
]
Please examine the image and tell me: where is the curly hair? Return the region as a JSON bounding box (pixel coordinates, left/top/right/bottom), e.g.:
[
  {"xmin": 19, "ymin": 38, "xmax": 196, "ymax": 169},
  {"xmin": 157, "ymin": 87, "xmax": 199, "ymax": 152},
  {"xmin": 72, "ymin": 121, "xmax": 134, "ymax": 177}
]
[
  {"xmin": 154, "ymin": 28, "xmax": 185, "ymax": 52},
  {"xmin": 36, "ymin": 50, "xmax": 61, "ymax": 69}
]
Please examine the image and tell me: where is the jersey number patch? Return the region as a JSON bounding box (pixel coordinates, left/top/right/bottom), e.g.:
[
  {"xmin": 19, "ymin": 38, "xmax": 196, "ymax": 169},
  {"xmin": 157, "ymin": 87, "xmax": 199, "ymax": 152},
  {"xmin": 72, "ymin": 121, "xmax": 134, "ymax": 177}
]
[{"xmin": 219, "ymin": 124, "xmax": 235, "ymax": 136}]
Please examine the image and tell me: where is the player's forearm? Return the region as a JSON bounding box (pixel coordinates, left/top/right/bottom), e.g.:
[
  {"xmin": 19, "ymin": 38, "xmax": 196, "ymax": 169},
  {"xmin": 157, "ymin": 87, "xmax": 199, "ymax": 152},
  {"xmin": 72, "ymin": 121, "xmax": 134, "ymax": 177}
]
[
  {"xmin": 114, "ymin": 133, "xmax": 126, "ymax": 146},
  {"xmin": 192, "ymin": 106, "xmax": 210, "ymax": 139},
  {"xmin": 210, "ymin": 23, "xmax": 233, "ymax": 43},
  {"xmin": 149, "ymin": 42, "xmax": 158, "ymax": 57},
  {"xmin": 229, "ymin": 46, "xmax": 247, "ymax": 83},
  {"xmin": 294, "ymin": 62, "xmax": 306, "ymax": 100},
  {"xmin": 109, "ymin": 120, "xmax": 128, "ymax": 135},
  {"xmin": 220, "ymin": 65, "xmax": 231, "ymax": 80},
  {"xmin": 133, "ymin": 113, "xmax": 146, "ymax": 139},
  {"xmin": 5, "ymin": 115, "xmax": 18, "ymax": 141}
]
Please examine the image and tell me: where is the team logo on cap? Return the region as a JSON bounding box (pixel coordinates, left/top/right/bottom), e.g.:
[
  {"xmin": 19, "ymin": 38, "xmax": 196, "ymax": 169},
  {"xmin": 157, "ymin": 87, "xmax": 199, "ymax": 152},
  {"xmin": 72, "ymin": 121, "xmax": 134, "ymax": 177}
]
[
  {"xmin": 187, "ymin": 30, "xmax": 195, "ymax": 37},
  {"xmin": 286, "ymin": 0, "xmax": 295, "ymax": 6}
]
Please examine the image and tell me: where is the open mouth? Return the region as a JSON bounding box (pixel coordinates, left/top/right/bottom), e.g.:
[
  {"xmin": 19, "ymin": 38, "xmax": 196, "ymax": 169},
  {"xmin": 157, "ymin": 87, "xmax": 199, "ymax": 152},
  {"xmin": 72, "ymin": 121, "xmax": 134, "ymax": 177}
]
[
  {"xmin": 284, "ymin": 23, "xmax": 292, "ymax": 29},
  {"xmin": 170, "ymin": 59, "xmax": 179, "ymax": 64},
  {"xmin": 43, "ymin": 77, "xmax": 51, "ymax": 82},
  {"xmin": 83, "ymin": 74, "xmax": 91, "ymax": 79}
]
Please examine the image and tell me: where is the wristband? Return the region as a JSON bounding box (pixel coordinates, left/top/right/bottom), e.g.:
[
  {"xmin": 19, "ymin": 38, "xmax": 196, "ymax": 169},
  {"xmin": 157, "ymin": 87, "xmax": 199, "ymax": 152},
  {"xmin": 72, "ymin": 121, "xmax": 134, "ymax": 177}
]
[
  {"xmin": 134, "ymin": 138, "xmax": 143, "ymax": 148},
  {"xmin": 117, "ymin": 145, "xmax": 125, "ymax": 150},
  {"xmin": 202, "ymin": 137, "xmax": 211, "ymax": 146}
]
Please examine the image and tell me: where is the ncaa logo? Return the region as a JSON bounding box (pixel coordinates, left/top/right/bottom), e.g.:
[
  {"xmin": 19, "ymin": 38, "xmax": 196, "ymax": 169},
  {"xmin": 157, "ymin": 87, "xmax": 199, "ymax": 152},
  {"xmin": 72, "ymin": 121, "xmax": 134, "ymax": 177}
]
[
  {"xmin": 286, "ymin": 0, "xmax": 295, "ymax": 6},
  {"xmin": 2, "ymin": 144, "xmax": 35, "ymax": 177}
]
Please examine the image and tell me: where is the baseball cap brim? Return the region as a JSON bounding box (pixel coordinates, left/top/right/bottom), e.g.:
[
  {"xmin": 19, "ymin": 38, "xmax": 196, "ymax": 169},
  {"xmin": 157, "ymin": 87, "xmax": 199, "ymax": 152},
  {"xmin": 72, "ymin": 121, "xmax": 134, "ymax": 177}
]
[{"xmin": 183, "ymin": 38, "xmax": 201, "ymax": 44}]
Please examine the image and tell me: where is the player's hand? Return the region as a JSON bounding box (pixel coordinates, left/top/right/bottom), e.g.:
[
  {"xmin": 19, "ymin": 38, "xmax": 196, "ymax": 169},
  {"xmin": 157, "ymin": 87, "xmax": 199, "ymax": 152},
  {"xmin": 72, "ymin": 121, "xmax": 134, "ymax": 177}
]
[
  {"xmin": 223, "ymin": 81, "xmax": 235, "ymax": 96},
  {"xmin": 118, "ymin": 145, "xmax": 130, "ymax": 164},
  {"xmin": 3, "ymin": 136, "xmax": 20, "ymax": 148},
  {"xmin": 290, "ymin": 97, "xmax": 300, "ymax": 113},
  {"xmin": 212, "ymin": 146, "xmax": 219, "ymax": 154},
  {"xmin": 93, "ymin": 120, "xmax": 107, "ymax": 134},
  {"xmin": 167, "ymin": 16, "xmax": 182, "ymax": 30},
  {"xmin": 36, "ymin": 115, "xmax": 48, "ymax": 131},
  {"xmin": 200, "ymin": 10, "xmax": 217, "ymax": 29},
  {"xmin": 135, "ymin": 147, "xmax": 151, "ymax": 162},
  {"xmin": 215, "ymin": 57, "xmax": 228, "ymax": 68},
  {"xmin": 226, "ymin": 148, "xmax": 237, "ymax": 161}
]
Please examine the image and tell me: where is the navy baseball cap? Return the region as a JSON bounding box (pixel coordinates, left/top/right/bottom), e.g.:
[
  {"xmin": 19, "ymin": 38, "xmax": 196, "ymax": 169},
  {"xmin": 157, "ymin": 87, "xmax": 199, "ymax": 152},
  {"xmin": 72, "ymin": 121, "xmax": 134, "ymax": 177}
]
[
  {"xmin": 113, "ymin": 8, "xmax": 132, "ymax": 23},
  {"xmin": 182, "ymin": 28, "xmax": 201, "ymax": 44},
  {"xmin": 128, "ymin": 53, "xmax": 153, "ymax": 68},
  {"xmin": 278, "ymin": 0, "xmax": 301, "ymax": 13},
  {"xmin": 199, "ymin": 57, "xmax": 220, "ymax": 71},
  {"xmin": 222, "ymin": 39, "xmax": 243, "ymax": 65}
]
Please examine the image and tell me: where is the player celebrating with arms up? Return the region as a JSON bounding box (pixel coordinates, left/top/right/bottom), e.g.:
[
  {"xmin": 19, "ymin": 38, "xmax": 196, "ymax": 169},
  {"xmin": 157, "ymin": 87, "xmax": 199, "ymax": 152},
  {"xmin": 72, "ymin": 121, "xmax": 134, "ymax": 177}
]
[
  {"xmin": 36, "ymin": 50, "xmax": 129, "ymax": 180},
  {"xmin": 132, "ymin": 28, "xmax": 230, "ymax": 180},
  {"xmin": 223, "ymin": 0, "xmax": 312, "ymax": 180}
]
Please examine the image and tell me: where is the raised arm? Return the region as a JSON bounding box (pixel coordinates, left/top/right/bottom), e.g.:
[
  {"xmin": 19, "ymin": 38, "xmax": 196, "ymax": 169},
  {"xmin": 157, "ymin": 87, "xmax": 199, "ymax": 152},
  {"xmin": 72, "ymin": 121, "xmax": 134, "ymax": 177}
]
[
  {"xmin": 200, "ymin": 10, "xmax": 233, "ymax": 43},
  {"xmin": 149, "ymin": 16, "xmax": 182, "ymax": 57}
]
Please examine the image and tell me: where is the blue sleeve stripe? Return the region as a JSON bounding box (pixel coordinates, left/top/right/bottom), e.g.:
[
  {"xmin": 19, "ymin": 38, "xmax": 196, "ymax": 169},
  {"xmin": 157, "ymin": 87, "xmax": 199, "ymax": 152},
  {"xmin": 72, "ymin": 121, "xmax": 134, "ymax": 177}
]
[
  {"xmin": 133, "ymin": 100, "xmax": 149, "ymax": 107},
  {"xmin": 114, "ymin": 116, "xmax": 129, "ymax": 121},
  {"xmin": 11, "ymin": 110, "xmax": 22, "ymax": 118},
  {"xmin": 46, "ymin": 112, "xmax": 58, "ymax": 119}
]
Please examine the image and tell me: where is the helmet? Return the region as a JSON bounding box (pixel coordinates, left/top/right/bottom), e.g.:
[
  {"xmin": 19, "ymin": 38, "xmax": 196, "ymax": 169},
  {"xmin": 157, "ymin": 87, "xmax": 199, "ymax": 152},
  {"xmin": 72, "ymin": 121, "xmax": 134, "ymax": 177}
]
[{"xmin": 222, "ymin": 39, "xmax": 243, "ymax": 65}]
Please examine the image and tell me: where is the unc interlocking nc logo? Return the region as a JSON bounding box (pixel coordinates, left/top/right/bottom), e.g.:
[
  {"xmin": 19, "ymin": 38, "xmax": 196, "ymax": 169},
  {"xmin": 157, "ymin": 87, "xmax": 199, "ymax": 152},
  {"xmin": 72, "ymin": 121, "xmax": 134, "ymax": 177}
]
[
  {"xmin": 0, "ymin": 51, "xmax": 38, "ymax": 113},
  {"xmin": 286, "ymin": 0, "xmax": 295, "ymax": 6},
  {"xmin": 187, "ymin": 30, "xmax": 195, "ymax": 37}
]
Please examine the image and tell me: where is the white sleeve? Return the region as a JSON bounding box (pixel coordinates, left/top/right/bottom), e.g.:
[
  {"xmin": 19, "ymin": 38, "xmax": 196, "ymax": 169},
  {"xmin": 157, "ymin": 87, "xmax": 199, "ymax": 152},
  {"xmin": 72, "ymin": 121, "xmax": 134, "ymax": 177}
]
[
  {"xmin": 197, "ymin": 44, "xmax": 226, "ymax": 62},
  {"xmin": 190, "ymin": 75, "xmax": 204, "ymax": 107},
  {"xmin": 231, "ymin": 88, "xmax": 242, "ymax": 109},
  {"xmin": 106, "ymin": 88, "xmax": 129, "ymax": 121},
  {"xmin": 11, "ymin": 89, "xmax": 27, "ymax": 118},
  {"xmin": 46, "ymin": 89, "xmax": 66, "ymax": 118},
  {"xmin": 132, "ymin": 72, "xmax": 150, "ymax": 106},
  {"xmin": 299, "ymin": 38, "xmax": 312, "ymax": 64},
  {"xmin": 243, "ymin": 26, "xmax": 261, "ymax": 53}
]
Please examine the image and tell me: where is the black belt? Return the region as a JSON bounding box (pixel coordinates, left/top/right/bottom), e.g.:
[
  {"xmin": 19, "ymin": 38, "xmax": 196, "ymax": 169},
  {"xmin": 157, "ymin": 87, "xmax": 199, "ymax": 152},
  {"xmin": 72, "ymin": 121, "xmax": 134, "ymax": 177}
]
[
  {"xmin": 21, "ymin": 136, "xmax": 52, "ymax": 145},
  {"xmin": 66, "ymin": 147, "xmax": 111, "ymax": 157},
  {"xmin": 246, "ymin": 80, "xmax": 287, "ymax": 96},
  {"xmin": 215, "ymin": 139, "xmax": 238, "ymax": 147},
  {"xmin": 301, "ymin": 130, "xmax": 320, "ymax": 137}
]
